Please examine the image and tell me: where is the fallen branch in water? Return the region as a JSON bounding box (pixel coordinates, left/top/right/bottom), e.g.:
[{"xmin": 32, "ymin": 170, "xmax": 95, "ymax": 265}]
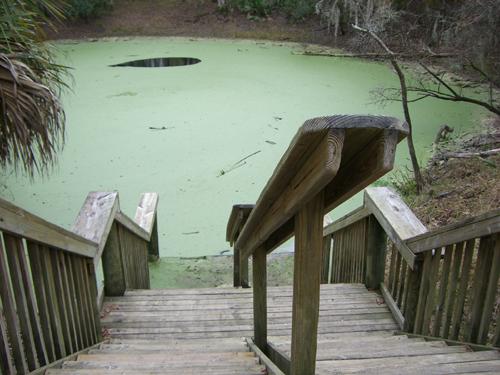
[
  {"xmin": 218, "ymin": 150, "xmax": 261, "ymax": 177},
  {"xmin": 294, "ymin": 51, "xmax": 457, "ymax": 59},
  {"xmin": 440, "ymin": 148, "xmax": 500, "ymax": 159}
]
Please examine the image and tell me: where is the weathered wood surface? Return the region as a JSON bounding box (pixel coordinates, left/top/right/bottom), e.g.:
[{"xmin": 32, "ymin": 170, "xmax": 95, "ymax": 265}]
[
  {"xmin": 95, "ymin": 285, "xmax": 491, "ymax": 375},
  {"xmin": 227, "ymin": 204, "xmax": 254, "ymax": 287},
  {"xmin": 226, "ymin": 204, "xmax": 254, "ymax": 245},
  {"xmin": 72, "ymin": 192, "xmax": 119, "ymax": 265},
  {"xmin": 323, "ymin": 206, "xmax": 370, "ymax": 236},
  {"xmin": 235, "ymin": 115, "xmax": 408, "ymax": 260},
  {"xmin": 364, "ymin": 187, "xmax": 427, "ymax": 268},
  {"xmin": 252, "ymin": 247, "xmax": 267, "ymax": 350},
  {"xmin": 0, "ymin": 197, "xmax": 97, "ymax": 258},
  {"xmin": 101, "ymin": 284, "xmax": 396, "ymax": 340},
  {"xmin": 406, "ymin": 208, "xmax": 500, "ymax": 253},
  {"xmin": 134, "ymin": 192, "xmax": 160, "ymax": 260},
  {"xmin": 246, "ymin": 338, "xmax": 285, "ymax": 375},
  {"xmin": 290, "ymin": 193, "xmax": 324, "ymax": 375}
]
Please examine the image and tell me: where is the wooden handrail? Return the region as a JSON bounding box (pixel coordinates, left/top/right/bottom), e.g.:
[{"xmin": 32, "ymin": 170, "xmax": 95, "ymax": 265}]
[
  {"xmin": 227, "ymin": 114, "xmax": 409, "ymax": 375},
  {"xmin": 0, "ymin": 197, "xmax": 97, "ymax": 258},
  {"xmin": 0, "ymin": 192, "xmax": 159, "ymax": 374},
  {"xmin": 323, "ymin": 186, "xmax": 500, "ymax": 347},
  {"xmin": 235, "ymin": 115, "xmax": 408, "ymax": 261},
  {"xmin": 406, "ymin": 208, "xmax": 500, "ymax": 253},
  {"xmin": 364, "ymin": 187, "xmax": 427, "ymax": 268}
]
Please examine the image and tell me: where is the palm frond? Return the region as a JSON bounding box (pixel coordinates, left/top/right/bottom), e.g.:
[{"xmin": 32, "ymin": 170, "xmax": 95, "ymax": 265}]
[{"xmin": 0, "ymin": 0, "xmax": 69, "ymax": 176}]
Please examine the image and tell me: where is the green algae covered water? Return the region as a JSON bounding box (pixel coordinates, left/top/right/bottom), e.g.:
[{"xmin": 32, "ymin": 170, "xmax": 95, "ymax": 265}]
[{"xmin": 1, "ymin": 37, "xmax": 484, "ymax": 256}]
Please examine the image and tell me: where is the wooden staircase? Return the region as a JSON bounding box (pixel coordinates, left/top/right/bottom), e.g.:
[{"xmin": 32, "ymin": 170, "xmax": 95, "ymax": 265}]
[{"xmin": 45, "ymin": 284, "xmax": 500, "ymax": 374}]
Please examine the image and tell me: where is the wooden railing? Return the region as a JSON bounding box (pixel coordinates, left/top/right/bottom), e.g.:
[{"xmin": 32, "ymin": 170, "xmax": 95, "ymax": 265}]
[
  {"xmin": 227, "ymin": 115, "xmax": 409, "ymax": 375},
  {"xmin": 0, "ymin": 191, "xmax": 158, "ymax": 374},
  {"xmin": 322, "ymin": 186, "xmax": 500, "ymax": 347}
]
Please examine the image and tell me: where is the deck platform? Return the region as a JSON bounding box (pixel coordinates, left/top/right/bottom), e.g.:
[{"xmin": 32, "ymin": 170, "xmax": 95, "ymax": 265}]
[{"xmin": 48, "ymin": 284, "xmax": 500, "ymax": 374}]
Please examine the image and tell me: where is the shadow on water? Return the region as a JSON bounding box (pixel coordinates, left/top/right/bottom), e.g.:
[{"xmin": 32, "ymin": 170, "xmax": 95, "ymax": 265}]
[{"xmin": 110, "ymin": 57, "xmax": 201, "ymax": 68}]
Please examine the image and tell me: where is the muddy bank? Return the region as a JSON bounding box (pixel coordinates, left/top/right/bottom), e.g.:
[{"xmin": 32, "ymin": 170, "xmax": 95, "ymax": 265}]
[{"xmin": 149, "ymin": 253, "xmax": 294, "ymax": 288}]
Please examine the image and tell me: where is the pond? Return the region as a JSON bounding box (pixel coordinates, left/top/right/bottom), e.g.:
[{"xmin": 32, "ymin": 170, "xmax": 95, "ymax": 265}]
[{"xmin": 1, "ymin": 37, "xmax": 484, "ymax": 257}]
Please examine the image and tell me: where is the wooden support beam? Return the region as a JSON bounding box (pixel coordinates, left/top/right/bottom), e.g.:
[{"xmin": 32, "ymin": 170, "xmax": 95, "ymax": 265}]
[
  {"xmin": 72, "ymin": 192, "xmax": 119, "ymax": 267},
  {"xmin": 365, "ymin": 215, "xmax": 387, "ymax": 289},
  {"xmin": 290, "ymin": 192, "xmax": 324, "ymax": 375},
  {"xmin": 364, "ymin": 187, "xmax": 427, "ymax": 269},
  {"xmin": 252, "ymin": 247, "xmax": 267, "ymax": 350},
  {"xmin": 134, "ymin": 192, "xmax": 160, "ymax": 260},
  {"xmin": 0, "ymin": 238, "xmax": 28, "ymax": 374},
  {"xmin": 101, "ymin": 223, "xmax": 126, "ymax": 296}
]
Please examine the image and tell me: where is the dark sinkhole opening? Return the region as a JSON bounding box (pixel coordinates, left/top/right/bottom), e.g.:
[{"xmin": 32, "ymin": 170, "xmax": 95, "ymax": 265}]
[{"xmin": 111, "ymin": 57, "xmax": 201, "ymax": 68}]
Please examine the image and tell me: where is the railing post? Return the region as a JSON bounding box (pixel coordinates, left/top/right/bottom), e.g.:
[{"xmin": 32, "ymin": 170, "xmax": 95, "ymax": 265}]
[
  {"xmin": 253, "ymin": 246, "xmax": 267, "ymax": 350},
  {"xmin": 403, "ymin": 258, "xmax": 423, "ymax": 332},
  {"xmin": 86, "ymin": 259, "xmax": 102, "ymax": 341},
  {"xmin": 148, "ymin": 217, "xmax": 160, "ymax": 261},
  {"xmin": 233, "ymin": 248, "xmax": 249, "ymax": 288},
  {"xmin": 365, "ymin": 215, "xmax": 387, "ymax": 289},
  {"xmin": 290, "ymin": 192, "xmax": 324, "ymax": 375},
  {"xmin": 321, "ymin": 234, "xmax": 332, "ymax": 284},
  {"xmin": 101, "ymin": 223, "xmax": 127, "ymax": 296}
]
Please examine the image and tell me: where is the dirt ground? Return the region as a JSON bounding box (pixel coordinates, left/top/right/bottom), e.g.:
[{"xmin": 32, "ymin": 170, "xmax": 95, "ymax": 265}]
[
  {"xmin": 403, "ymin": 117, "xmax": 500, "ymax": 229},
  {"xmin": 149, "ymin": 253, "xmax": 294, "ymax": 288},
  {"xmin": 50, "ymin": 0, "xmax": 333, "ymax": 45}
]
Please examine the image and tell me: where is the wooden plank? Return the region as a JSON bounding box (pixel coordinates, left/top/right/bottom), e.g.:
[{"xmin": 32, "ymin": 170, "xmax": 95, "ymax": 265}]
[
  {"xmin": 3, "ymin": 234, "xmax": 40, "ymax": 370},
  {"xmin": 449, "ymin": 239, "xmax": 475, "ymax": 340},
  {"xmin": 29, "ymin": 341, "xmax": 104, "ymax": 375},
  {"xmin": 396, "ymin": 262, "xmax": 407, "ymax": 308},
  {"xmin": 413, "ymin": 252, "xmax": 432, "ymax": 334},
  {"xmin": 58, "ymin": 252, "xmax": 79, "ymax": 352},
  {"xmin": 15, "ymin": 241, "xmax": 49, "ymax": 367},
  {"xmin": 380, "ymin": 283, "xmax": 404, "ymax": 329},
  {"xmin": 0, "ymin": 234, "xmax": 29, "ymax": 373},
  {"xmin": 240, "ymin": 129, "xmax": 345, "ymax": 261},
  {"xmin": 252, "ymin": 247, "xmax": 267, "ymax": 350},
  {"xmin": 441, "ymin": 241, "xmax": 464, "ymax": 339},
  {"xmin": 0, "ymin": 304, "xmax": 15, "ymax": 375},
  {"xmin": 226, "ymin": 204, "xmax": 254, "ymax": 245},
  {"xmin": 290, "ymin": 192, "xmax": 324, "ymax": 375},
  {"xmin": 467, "ymin": 235, "xmax": 496, "ymax": 343},
  {"xmin": 64, "ymin": 253, "xmax": 84, "ymax": 351},
  {"xmin": 134, "ymin": 192, "xmax": 159, "ymax": 236},
  {"xmin": 323, "ymin": 128, "xmax": 401, "ymax": 213},
  {"xmin": 391, "ymin": 250, "xmax": 402, "ymax": 297},
  {"xmin": 27, "ymin": 242, "xmax": 57, "ymax": 362},
  {"xmin": 147, "ymin": 217, "xmax": 160, "ymax": 262},
  {"xmin": 246, "ymin": 338, "xmax": 285, "ymax": 375},
  {"xmin": 72, "ymin": 191, "xmax": 119, "ymax": 266},
  {"xmin": 101, "ymin": 223, "xmax": 127, "ymax": 296},
  {"xmin": 477, "ymin": 234, "xmax": 500, "ymax": 344},
  {"xmin": 403, "ymin": 259, "xmax": 423, "ymax": 332},
  {"xmin": 365, "ymin": 187, "xmax": 427, "ymax": 239},
  {"xmin": 237, "ymin": 115, "xmax": 408, "ymax": 260},
  {"xmin": 407, "ymin": 208, "xmax": 500, "ymax": 254},
  {"xmin": 115, "ymin": 211, "xmax": 150, "ymax": 242},
  {"xmin": 0, "ymin": 198, "xmax": 97, "ymax": 258},
  {"xmin": 267, "ymin": 341, "xmax": 291, "ymax": 375},
  {"xmin": 71, "ymin": 255, "xmax": 91, "ymax": 348},
  {"xmin": 81, "ymin": 257, "xmax": 101, "ymax": 343},
  {"xmin": 431, "ymin": 244, "xmax": 453, "ymax": 337},
  {"xmin": 387, "ymin": 244, "xmax": 397, "ymax": 293},
  {"xmin": 48, "ymin": 248, "xmax": 73, "ymax": 356},
  {"xmin": 321, "ymin": 235, "xmax": 332, "ymax": 284},
  {"xmin": 364, "ymin": 187, "xmax": 426, "ymax": 269},
  {"xmin": 323, "ymin": 206, "xmax": 370, "ymax": 236},
  {"xmin": 421, "ymin": 249, "xmax": 442, "ymax": 336}
]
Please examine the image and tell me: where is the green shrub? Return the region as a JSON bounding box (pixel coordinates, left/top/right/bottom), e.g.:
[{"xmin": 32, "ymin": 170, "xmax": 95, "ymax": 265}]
[{"xmin": 67, "ymin": 0, "xmax": 113, "ymax": 20}]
